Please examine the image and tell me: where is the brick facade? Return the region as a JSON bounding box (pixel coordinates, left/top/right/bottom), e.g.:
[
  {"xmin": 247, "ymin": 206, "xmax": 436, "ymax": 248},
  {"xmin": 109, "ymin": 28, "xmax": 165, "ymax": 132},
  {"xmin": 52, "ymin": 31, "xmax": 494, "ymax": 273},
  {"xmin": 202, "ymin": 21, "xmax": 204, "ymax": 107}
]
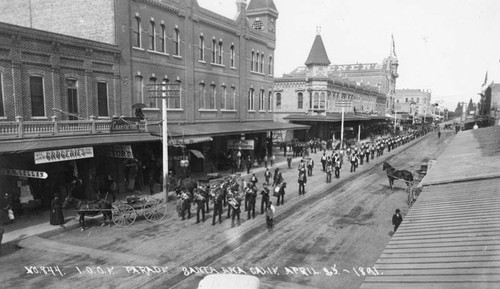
[{"xmin": 0, "ymin": 22, "xmax": 121, "ymax": 121}]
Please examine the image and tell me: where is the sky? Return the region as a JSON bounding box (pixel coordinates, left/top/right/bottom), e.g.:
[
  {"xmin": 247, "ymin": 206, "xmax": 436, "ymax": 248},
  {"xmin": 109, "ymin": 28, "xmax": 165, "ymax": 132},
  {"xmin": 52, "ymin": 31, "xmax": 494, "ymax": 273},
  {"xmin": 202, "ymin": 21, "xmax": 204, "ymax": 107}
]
[{"xmin": 197, "ymin": 0, "xmax": 500, "ymax": 110}]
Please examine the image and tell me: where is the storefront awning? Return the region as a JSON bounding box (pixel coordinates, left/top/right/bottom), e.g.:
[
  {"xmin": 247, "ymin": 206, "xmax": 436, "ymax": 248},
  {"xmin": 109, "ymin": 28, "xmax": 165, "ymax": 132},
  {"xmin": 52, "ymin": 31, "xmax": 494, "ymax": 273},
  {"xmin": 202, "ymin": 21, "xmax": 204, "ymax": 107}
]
[
  {"xmin": 190, "ymin": 150, "xmax": 205, "ymax": 159},
  {"xmin": 149, "ymin": 121, "xmax": 310, "ymax": 138},
  {"xmin": 0, "ymin": 132, "xmax": 159, "ymax": 154}
]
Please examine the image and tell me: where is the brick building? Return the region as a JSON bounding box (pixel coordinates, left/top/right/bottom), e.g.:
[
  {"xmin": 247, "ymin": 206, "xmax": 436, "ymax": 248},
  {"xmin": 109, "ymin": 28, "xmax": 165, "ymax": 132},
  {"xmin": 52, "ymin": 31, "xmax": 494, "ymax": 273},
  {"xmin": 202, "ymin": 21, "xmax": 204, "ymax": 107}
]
[
  {"xmin": 479, "ymin": 83, "xmax": 500, "ymax": 126},
  {"xmin": 0, "ymin": 0, "xmax": 308, "ymax": 189},
  {"xmin": 273, "ymin": 33, "xmax": 388, "ymax": 142},
  {"xmin": 394, "ymin": 89, "xmax": 433, "ymax": 123}
]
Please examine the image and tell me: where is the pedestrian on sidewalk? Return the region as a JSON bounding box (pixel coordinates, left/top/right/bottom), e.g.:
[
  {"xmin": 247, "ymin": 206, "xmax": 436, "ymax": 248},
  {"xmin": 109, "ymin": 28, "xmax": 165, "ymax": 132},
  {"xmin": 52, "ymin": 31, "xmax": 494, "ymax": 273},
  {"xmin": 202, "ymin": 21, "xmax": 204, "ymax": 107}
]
[
  {"xmin": 392, "ymin": 209, "xmax": 403, "ymax": 233},
  {"xmin": 266, "ymin": 201, "xmax": 275, "ymax": 231},
  {"xmin": 264, "ymin": 155, "xmax": 268, "ymax": 168},
  {"xmin": 307, "ymin": 159, "xmax": 314, "ymax": 176},
  {"xmin": 105, "ymin": 174, "xmax": 118, "ymax": 202},
  {"xmin": 264, "ymin": 168, "xmax": 272, "ymax": 185},
  {"xmin": 298, "ymin": 168, "xmax": 307, "ymax": 195},
  {"xmin": 50, "ymin": 195, "xmax": 65, "ymax": 226},
  {"xmin": 325, "ymin": 163, "xmax": 333, "ymax": 183},
  {"xmin": 246, "ymin": 155, "xmax": 252, "ymax": 174}
]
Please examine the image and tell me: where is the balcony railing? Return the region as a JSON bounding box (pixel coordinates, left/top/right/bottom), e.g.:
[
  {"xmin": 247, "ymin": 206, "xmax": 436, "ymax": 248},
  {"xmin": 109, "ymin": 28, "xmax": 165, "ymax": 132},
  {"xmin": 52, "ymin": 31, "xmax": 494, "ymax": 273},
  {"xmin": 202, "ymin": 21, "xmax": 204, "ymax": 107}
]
[{"xmin": 0, "ymin": 116, "xmax": 148, "ymax": 140}]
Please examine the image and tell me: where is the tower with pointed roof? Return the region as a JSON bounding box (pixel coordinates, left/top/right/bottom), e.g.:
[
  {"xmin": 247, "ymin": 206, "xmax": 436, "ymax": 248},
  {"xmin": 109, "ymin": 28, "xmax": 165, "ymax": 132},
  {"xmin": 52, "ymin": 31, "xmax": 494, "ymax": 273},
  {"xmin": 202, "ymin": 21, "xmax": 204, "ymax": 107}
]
[
  {"xmin": 246, "ymin": 0, "xmax": 278, "ymax": 37},
  {"xmin": 305, "ymin": 29, "xmax": 331, "ymax": 79}
]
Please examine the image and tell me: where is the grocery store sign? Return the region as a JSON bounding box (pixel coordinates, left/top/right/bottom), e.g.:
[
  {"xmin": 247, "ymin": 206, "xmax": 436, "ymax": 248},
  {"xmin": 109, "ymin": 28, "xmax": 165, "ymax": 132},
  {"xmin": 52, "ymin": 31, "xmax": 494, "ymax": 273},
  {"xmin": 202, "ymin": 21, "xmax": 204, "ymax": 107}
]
[
  {"xmin": 107, "ymin": 144, "xmax": 134, "ymax": 159},
  {"xmin": 227, "ymin": 139, "xmax": 254, "ymax": 150},
  {"xmin": 0, "ymin": 168, "xmax": 48, "ymax": 179},
  {"xmin": 34, "ymin": 147, "xmax": 94, "ymax": 164}
]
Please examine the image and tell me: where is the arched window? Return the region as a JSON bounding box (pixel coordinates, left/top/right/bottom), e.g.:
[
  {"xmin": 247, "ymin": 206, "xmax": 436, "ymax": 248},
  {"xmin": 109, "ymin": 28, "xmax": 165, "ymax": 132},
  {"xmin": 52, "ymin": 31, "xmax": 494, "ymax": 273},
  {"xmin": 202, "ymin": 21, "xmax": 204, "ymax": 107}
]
[
  {"xmin": 320, "ymin": 92, "xmax": 326, "ymax": 109},
  {"xmin": 199, "ymin": 83, "xmax": 206, "ymax": 109},
  {"xmin": 230, "ymin": 45, "xmax": 235, "ymax": 67},
  {"xmin": 199, "ymin": 35, "xmax": 204, "ymax": 61},
  {"xmin": 248, "ymin": 88, "xmax": 255, "ymax": 110},
  {"xmin": 133, "ymin": 17, "xmax": 141, "ymax": 48},
  {"xmin": 255, "ymin": 52, "xmax": 259, "ymax": 72},
  {"xmin": 134, "ymin": 75, "xmax": 143, "ymax": 104},
  {"xmin": 251, "ymin": 51, "xmax": 255, "ymax": 71},
  {"xmin": 65, "ymin": 79, "xmax": 78, "ymax": 120},
  {"xmin": 212, "ymin": 39, "xmax": 216, "ymax": 63},
  {"xmin": 313, "ymin": 92, "xmax": 319, "ymax": 109},
  {"xmin": 218, "ymin": 41, "xmax": 223, "ymax": 64},
  {"xmin": 276, "ymin": 93, "xmax": 281, "ymax": 109},
  {"xmin": 297, "ymin": 92, "xmax": 303, "ymax": 109},
  {"xmin": 149, "ymin": 20, "xmax": 155, "ymax": 50},
  {"xmin": 174, "ymin": 28, "xmax": 180, "ymax": 56},
  {"xmin": 267, "ymin": 91, "xmax": 272, "ymax": 111},
  {"xmin": 268, "ymin": 56, "xmax": 273, "ymax": 75},
  {"xmin": 159, "ymin": 24, "xmax": 166, "ymax": 52},
  {"xmin": 210, "ymin": 84, "xmax": 216, "ymax": 109},
  {"xmin": 149, "ymin": 77, "xmax": 157, "ymax": 108},
  {"xmin": 259, "ymin": 89, "xmax": 264, "ymax": 110},
  {"xmin": 260, "ymin": 54, "xmax": 264, "ymax": 73}
]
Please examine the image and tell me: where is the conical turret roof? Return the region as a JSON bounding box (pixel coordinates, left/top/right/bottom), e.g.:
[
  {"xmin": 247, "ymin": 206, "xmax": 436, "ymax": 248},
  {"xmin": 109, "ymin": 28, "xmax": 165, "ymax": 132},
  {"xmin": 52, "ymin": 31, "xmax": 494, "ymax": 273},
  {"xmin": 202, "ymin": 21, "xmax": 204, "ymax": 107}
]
[{"xmin": 305, "ymin": 34, "xmax": 330, "ymax": 66}]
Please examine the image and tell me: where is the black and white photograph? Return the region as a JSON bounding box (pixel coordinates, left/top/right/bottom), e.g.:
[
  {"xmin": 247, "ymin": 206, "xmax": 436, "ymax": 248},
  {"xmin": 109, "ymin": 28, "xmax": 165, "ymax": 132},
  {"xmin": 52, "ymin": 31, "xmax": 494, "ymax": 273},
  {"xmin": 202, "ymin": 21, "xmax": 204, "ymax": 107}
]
[{"xmin": 0, "ymin": 0, "xmax": 499, "ymax": 288}]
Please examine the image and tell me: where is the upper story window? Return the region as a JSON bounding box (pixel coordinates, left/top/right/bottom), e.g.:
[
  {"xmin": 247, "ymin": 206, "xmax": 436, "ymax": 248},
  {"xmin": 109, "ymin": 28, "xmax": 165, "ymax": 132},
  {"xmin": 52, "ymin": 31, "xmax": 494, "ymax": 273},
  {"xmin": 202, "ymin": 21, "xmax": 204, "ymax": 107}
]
[
  {"xmin": 134, "ymin": 75, "xmax": 144, "ymax": 104},
  {"xmin": 267, "ymin": 91, "xmax": 272, "ymax": 111},
  {"xmin": 97, "ymin": 81, "xmax": 109, "ymax": 117},
  {"xmin": 255, "ymin": 52, "xmax": 259, "ymax": 72},
  {"xmin": 230, "ymin": 45, "xmax": 235, "ymax": 67},
  {"xmin": 221, "ymin": 85, "xmax": 227, "ymax": 110},
  {"xmin": 217, "ymin": 41, "xmax": 223, "ymax": 64},
  {"xmin": 276, "ymin": 93, "xmax": 281, "ymax": 109},
  {"xmin": 149, "ymin": 20, "xmax": 155, "ymax": 50},
  {"xmin": 158, "ymin": 24, "xmax": 166, "ymax": 52},
  {"xmin": 248, "ymin": 88, "xmax": 255, "ymax": 110},
  {"xmin": 30, "ymin": 75, "xmax": 45, "ymax": 117},
  {"xmin": 199, "ymin": 36, "xmax": 205, "ymax": 61},
  {"xmin": 252, "ymin": 18, "xmax": 263, "ymax": 30},
  {"xmin": 174, "ymin": 28, "xmax": 180, "ymax": 56},
  {"xmin": 260, "ymin": 54, "xmax": 264, "ymax": 73},
  {"xmin": 268, "ymin": 56, "xmax": 273, "ymax": 75},
  {"xmin": 211, "ymin": 39, "xmax": 217, "ymax": 63},
  {"xmin": 133, "ymin": 17, "xmax": 141, "ymax": 48},
  {"xmin": 0, "ymin": 74, "xmax": 5, "ymax": 117},
  {"xmin": 251, "ymin": 51, "xmax": 255, "ymax": 71},
  {"xmin": 298, "ymin": 92, "xmax": 303, "ymax": 109},
  {"xmin": 209, "ymin": 84, "xmax": 216, "ymax": 109},
  {"xmin": 149, "ymin": 77, "xmax": 158, "ymax": 108},
  {"xmin": 165, "ymin": 79, "xmax": 182, "ymax": 109},
  {"xmin": 199, "ymin": 83, "xmax": 207, "ymax": 109},
  {"xmin": 259, "ymin": 89, "xmax": 265, "ymax": 111},
  {"xmin": 66, "ymin": 79, "xmax": 78, "ymax": 120}
]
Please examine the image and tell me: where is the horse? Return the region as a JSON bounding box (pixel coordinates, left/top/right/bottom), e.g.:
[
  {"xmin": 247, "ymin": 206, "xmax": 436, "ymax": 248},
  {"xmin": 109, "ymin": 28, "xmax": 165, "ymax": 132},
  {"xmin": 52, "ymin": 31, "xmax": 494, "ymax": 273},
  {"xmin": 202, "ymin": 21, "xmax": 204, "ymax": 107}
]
[
  {"xmin": 382, "ymin": 162, "xmax": 414, "ymax": 190},
  {"xmin": 62, "ymin": 194, "xmax": 113, "ymax": 231}
]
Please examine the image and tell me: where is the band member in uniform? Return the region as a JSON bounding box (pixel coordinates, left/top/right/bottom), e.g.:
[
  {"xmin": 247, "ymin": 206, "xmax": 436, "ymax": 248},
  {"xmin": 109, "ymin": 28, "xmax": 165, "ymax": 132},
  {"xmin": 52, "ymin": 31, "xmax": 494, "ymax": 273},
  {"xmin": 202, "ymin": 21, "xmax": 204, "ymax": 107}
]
[
  {"xmin": 212, "ymin": 190, "xmax": 223, "ymax": 225},
  {"xmin": 371, "ymin": 144, "xmax": 375, "ymax": 159},
  {"xmin": 250, "ymin": 173, "xmax": 258, "ymax": 187},
  {"xmin": 307, "ymin": 159, "xmax": 314, "ymax": 176},
  {"xmin": 193, "ymin": 188, "xmax": 206, "ymax": 223},
  {"xmin": 365, "ymin": 146, "xmax": 370, "ymax": 163},
  {"xmin": 350, "ymin": 153, "xmax": 358, "ymax": 173},
  {"xmin": 260, "ymin": 185, "xmax": 270, "ymax": 214},
  {"xmin": 326, "ymin": 162, "xmax": 333, "ymax": 183},
  {"xmin": 246, "ymin": 184, "xmax": 257, "ymax": 220},
  {"xmin": 273, "ymin": 167, "xmax": 283, "ymax": 186},
  {"xmin": 321, "ymin": 153, "xmax": 327, "ymax": 172},
  {"xmin": 230, "ymin": 196, "xmax": 241, "ymax": 227},
  {"xmin": 334, "ymin": 154, "xmax": 341, "ymax": 178},
  {"xmin": 266, "ymin": 201, "xmax": 275, "ymax": 231},
  {"xmin": 298, "ymin": 168, "xmax": 307, "ymax": 195}
]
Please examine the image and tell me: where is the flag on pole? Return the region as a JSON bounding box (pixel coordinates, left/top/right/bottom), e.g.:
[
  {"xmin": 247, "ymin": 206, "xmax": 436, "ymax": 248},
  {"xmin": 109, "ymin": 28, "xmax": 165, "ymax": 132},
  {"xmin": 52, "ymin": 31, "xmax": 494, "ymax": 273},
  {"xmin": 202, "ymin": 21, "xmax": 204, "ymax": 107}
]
[
  {"xmin": 481, "ymin": 71, "xmax": 488, "ymax": 88},
  {"xmin": 391, "ymin": 34, "xmax": 397, "ymax": 58}
]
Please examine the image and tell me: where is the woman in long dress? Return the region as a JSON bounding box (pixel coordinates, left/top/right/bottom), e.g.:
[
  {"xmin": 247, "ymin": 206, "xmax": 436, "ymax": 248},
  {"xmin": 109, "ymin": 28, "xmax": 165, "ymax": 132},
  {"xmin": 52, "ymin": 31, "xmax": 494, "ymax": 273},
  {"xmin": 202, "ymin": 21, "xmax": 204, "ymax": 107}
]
[{"xmin": 50, "ymin": 195, "xmax": 64, "ymax": 225}]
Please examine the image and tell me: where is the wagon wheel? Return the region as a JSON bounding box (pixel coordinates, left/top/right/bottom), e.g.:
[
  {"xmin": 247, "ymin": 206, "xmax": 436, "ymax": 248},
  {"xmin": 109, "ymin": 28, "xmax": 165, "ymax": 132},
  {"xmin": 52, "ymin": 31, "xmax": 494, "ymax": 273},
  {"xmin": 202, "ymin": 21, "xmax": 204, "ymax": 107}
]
[
  {"xmin": 143, "ymin": 199, "xmax": 167, "ymax": 222},
  {"xmin": 112, "ymin": 203, "xmax": 137, "ymax": 227}
]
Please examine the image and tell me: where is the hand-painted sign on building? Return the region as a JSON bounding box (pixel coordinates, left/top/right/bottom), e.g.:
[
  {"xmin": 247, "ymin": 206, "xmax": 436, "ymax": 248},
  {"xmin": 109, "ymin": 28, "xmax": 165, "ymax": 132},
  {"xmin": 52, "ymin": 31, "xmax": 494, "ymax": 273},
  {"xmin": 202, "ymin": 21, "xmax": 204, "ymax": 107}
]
[
  {"xmin": 0, "ymin": 168, "xmax": 48, "ymax": 179},
  {"xmin": 34, "ymin": 147, "xmax": 94, "ymax": 164},
  {"xmin": 106, "ymin": 144, "xmax": 134, "ymax": 159},
  {"xmin": 227, "ymin": 139, "xmax": 254, "ymax": 150}
]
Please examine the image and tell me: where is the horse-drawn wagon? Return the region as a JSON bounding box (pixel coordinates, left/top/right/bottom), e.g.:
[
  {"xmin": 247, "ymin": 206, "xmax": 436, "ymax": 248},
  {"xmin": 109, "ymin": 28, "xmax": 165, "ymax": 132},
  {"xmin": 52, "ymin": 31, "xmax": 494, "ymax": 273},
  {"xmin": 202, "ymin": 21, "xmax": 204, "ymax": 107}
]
[{"xmin": 112, "ymin": 194, "xmax": 167, "ymax": 227}]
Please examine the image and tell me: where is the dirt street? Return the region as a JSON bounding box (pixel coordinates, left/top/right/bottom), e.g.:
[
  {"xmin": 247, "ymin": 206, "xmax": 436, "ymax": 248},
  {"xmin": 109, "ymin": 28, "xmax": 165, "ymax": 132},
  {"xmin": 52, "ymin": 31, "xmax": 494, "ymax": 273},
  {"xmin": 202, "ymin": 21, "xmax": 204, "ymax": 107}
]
[{"xmin": 0, "ymin": 130, "xmax": 453, "ymax": 289}]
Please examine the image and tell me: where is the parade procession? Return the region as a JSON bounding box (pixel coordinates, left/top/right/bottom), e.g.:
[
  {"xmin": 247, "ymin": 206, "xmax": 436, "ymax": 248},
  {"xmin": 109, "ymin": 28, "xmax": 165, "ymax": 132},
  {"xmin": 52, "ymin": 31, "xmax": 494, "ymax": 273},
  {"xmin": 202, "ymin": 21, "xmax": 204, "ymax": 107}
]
[{"xmin": 1, "ymin": 0, "xmax": 500, "ymax": 289}]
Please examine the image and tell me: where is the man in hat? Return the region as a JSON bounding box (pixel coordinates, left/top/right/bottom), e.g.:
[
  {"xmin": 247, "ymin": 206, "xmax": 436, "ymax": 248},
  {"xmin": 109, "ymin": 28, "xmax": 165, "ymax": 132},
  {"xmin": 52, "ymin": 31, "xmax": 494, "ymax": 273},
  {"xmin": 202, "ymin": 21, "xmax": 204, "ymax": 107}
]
[
  {"xmin": 298, "ymin": 168, "xmax": 307, "ymax": 195},
  {"xmin": 392, "ymin": 208, "xmax": 403, "ymax": 232},
  {"xmin": 260, "ymin": 185, "xmax": 270, "ymax": 214},
  {"xmin": 266, "ymin": 201, "xmax": 275, "ymax": 231}
]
